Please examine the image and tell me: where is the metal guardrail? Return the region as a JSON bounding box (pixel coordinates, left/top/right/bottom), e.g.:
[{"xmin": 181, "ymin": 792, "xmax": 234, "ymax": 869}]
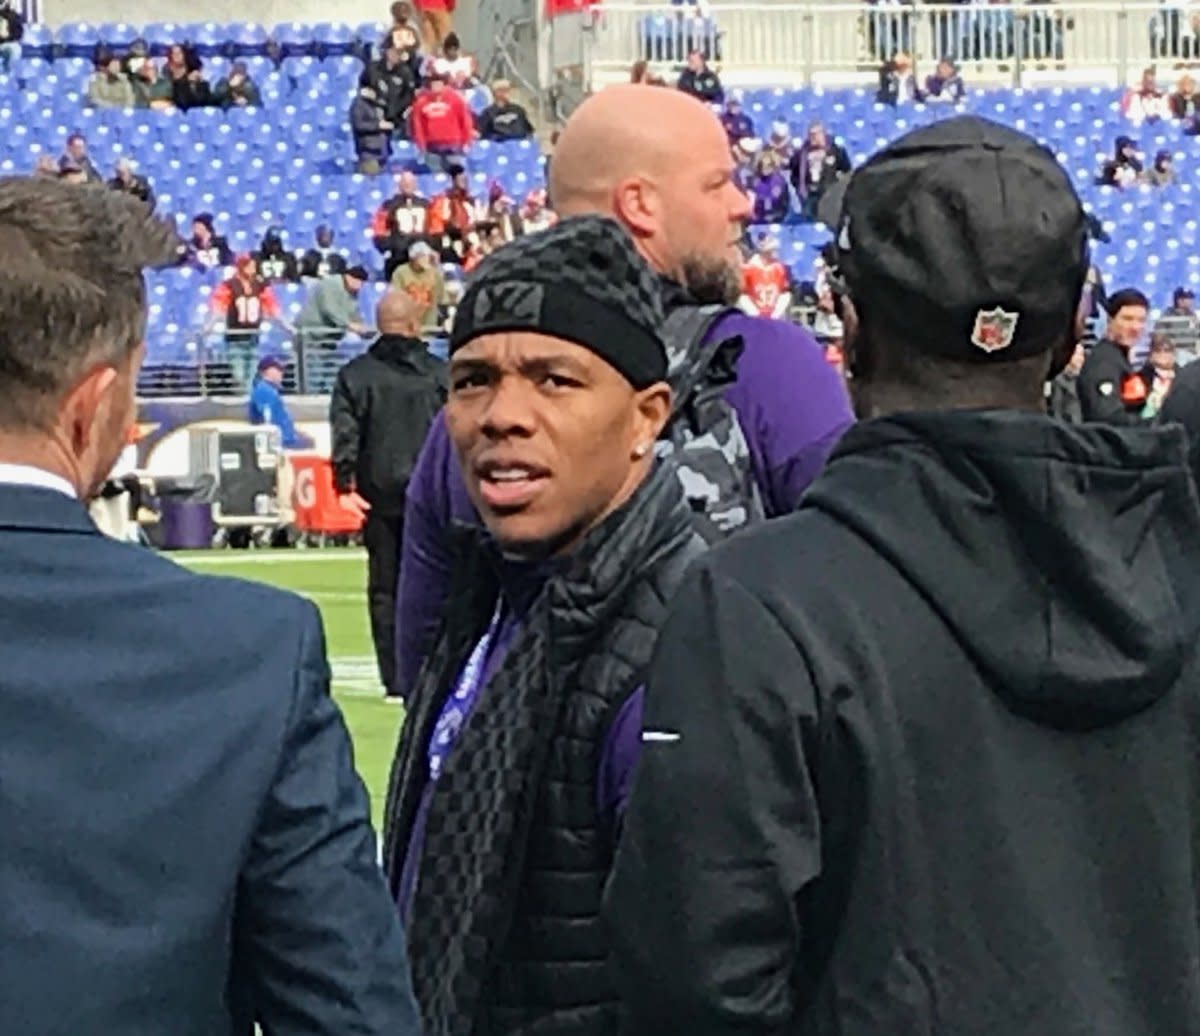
[
  {"xmin": 137, "ymin": 329, "xmax": 373, "ymax": 398},
  {"xmin": 137, "ymin": 326, "xmax": 455, "ymax": 397},
  {"xmin": 586, "ymin": 3, "xmax": 1198, "ymax": 83}
]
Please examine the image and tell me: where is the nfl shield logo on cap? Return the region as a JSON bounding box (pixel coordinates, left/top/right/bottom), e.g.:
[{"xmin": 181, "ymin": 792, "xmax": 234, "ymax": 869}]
[{"xmin": 971, "ymin": 307, "xmax": 1020, "ymax": 354}]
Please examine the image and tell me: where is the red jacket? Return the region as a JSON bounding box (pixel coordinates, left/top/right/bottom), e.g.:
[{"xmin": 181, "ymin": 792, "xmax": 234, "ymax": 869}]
[{"xmin": 410, "ymin": 89, "xmax": 473, "ymax": 152}]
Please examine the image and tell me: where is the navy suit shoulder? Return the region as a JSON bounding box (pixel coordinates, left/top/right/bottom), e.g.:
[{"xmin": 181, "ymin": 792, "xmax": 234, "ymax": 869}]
[{"xmin": 0, "ymin": 486, "xmax": 420, "ymax": 1036}]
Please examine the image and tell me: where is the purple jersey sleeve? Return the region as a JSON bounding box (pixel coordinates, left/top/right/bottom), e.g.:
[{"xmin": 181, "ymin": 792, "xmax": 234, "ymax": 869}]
[
  {"xmin": 712, "ymin": 312, "xmax": 855, "ymax": 516},
  {"xmin": 395, "ymin": 411, "xmax": 479, "ymax": 698},
  {"xmin": 597, "ymin": 687, "xmax": 645, "ymax": 828}
]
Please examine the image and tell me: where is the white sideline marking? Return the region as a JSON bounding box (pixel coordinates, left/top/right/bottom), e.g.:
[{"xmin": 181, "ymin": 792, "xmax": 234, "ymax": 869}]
[{"xmin": 174, "ymin": 550, "xmax": 367, "ymax": 566}]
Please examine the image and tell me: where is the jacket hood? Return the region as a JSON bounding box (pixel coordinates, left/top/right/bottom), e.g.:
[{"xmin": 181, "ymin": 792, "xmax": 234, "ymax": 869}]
[{"xmin": 805, "ymin": 409, "xmax": 1200, "ymax": 730}]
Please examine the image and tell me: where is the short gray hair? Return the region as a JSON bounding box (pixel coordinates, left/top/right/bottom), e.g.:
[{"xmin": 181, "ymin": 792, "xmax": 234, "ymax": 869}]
[{"xmin": 0, "ymin": 177, "xmax": 181, "ymax": 430}]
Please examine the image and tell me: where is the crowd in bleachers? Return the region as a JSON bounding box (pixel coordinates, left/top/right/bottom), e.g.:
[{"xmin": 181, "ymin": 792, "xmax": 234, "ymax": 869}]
[{"xmin": 2, "ymin": 7, "xmax": 1199, "ymax": 394}]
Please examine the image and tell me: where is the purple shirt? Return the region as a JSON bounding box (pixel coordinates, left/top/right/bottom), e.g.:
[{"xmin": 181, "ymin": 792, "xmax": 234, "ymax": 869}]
[{"xmin": 395, "ymin": 314, "xmax": 853, "ymax": 786}]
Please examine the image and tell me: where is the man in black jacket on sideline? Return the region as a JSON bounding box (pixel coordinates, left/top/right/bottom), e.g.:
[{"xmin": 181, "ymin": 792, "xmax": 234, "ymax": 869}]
[
  {"xmin": 330, "ymin": 290, "xmax": 445, "ymax": 699},
  {"xmin": 607, "ymin": 116, "xmax": 1200, "ymax": 1035},
  {"xmin": 1078, "ymin": 287, "xmax": 1151, "ymax": 424}
]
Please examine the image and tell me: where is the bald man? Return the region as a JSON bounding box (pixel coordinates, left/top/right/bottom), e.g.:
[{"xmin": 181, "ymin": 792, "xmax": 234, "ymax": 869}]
[
  {"xmin": 330, "ymin": 290, "xmax": 446, "ymax": 698},
  {"xmin": 396, "ymin": 84, "xmax": 855, "ymax": 697}
]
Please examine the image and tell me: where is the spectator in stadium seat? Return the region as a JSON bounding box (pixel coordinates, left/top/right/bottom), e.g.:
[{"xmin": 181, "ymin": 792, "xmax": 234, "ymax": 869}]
[
  {"xmin": 732, "ymin": 135, "xmax": 760, "ymax": 192},
  {"xmin": 87, "ymin": 51, "xmax": 136, "ymax": 109},
  {"xmin": 203, "ymin": 254, "xmax": 296, "ymax": 391},
  {"xmin": 607, "ymin": 119, "xmax": 1200, "ymax": 1036},
  {"xmin": 1161, "ymin": 285, "xmax": 1200, "ymax": 349},
  {"xmin": 299, "ymin": 224, "xmax": 349, "ymax": 280},
  {"xmin": 131, "ymin": 59, "xmax": 175, "ymax": 110},
  {"xmin": 295, "ymin": 266, "xmax": 374, "ymax": 390},
  {"xmin": 484, "ymin": 181, "xmax": 523, "ymax": 241},
  {"xmin": 1097, "ymin": 134, "xmax": 1142, "ymax": 188},
  {"xmin": 0, "ymin": 0, "xmax": 23, "ymax": 73},
  {"xmin": 415, "ymin": 0, "xmax": 455, "ymax": 54},
  {"xmin": 423, "ymin": 32, "xmax": 478, "ymax": 90},
  {"xmin": 1079, "ymin": 287, "xmax": 1152, "ymax": 424},
  {"xmin": 395, "ymin": 85, "xmax": 854, "ymax": 699},
  {"xmin": 676, "ymin": 48, "xmax": 724, "ymax": 104},
  {"xmin": 427, "ymin": 165, "xmax": 479, "ymax": 261},
  {"xmin": 1047, "ymin": 340, "xmax": 1085, "ymax": 422},
  {"xmin": 351, "ymin": 78, "xmax": 395, "ymax": 175},
  {"xmin": 921, "ymin": 56, "xmax": 965, "ymax": 103},
  {"xmin": 0, "ymin": 177, "xmax": 421, "ymax": 1036},
  {"xmin": 739, "ymin": 234, "xmax": 792, "ymax": 319},
  {"xmin": 32, "ymin": 155, "xmax": 57, "ymax": 178},
  {"xmin": 1170, "ymin": 73, "xmax": 1198, "ymax": 119},
  {"xmin": 476, "ymin": 79, "xmax": 534, "ymax": 142},
  {"xmin": 108, "ymin": 158, "xmax": 154, "ymax": 209},
  {"xmin": 371, "ymin": 44, "xmax": 420, "ymax": 132},
  {"xmin": 1144, "ymin": 148, "xmax": 1175, "ymax": 186},
  {"xmin": 877, "ymin": 50, "xmax": 918, "ymax": 105},
  {"xmin": 410, "ymin": 71, "xmax": 473, "ymax": 172},
  {"xmin": 391, "ymin": 240, "xmax": 446, "ymax": 333},
  {"xmin": 165, "ymin": 44, "xmax": 212, "ymax": 111},
  {"xmin": 186, "ymin": 213, "xmax": 233, "ymax": 272},
  {"xmin": 1138, "ymin": 332, "xmax": 1177, "ymax": 417},
  {"xmin": 749, "ymin": 151, "xmax": 791, "ymax": 224},
  {"xmin": 1122, "ymin": 66, "xmax": 1170, "ymax": 122},
  {"xmin": 122, "ymin": 37, "xmax": 149, "ymax": 76},
  {"xmin": 330, "ymin": 289, "xmax": 446, "ymax": 698},
  {"xmin": 59, "ymin": 134, "xmax": 101, "ymax": 184},
  {"xmin": 382, "ymin": 217, "xmax": 703, "ymax": 1036},
  {"xmin": 249, "ymin": 356, "xmax": 311, "ymax": 448},
  {"xmin": 521, "ymin": 187, "xmax": 556, "ymax": 234},
  {"xmin": 254, "ymin": 226, "xmax": 300, "ymax": 284},
  {"xmin": 765, "ymin": 120, "xmax": 793, "ymax": 164},
  {"xmin": 383, "ymin": 0, "xmax": 423, "ymax": 56},
  {"xmin": 720, "ymin": 90, "xmax": 754, "ymax": 145},
  {"xmin": 373, "ymin": 170, "xmax": 431, "ymax": 278},
  {"xmin": 212, "ymin": 61, "xmax": 262, "ymax": 109},
  {"xmin": 789, "ymin": 121, "xmax": 851, "ymax": 222}
]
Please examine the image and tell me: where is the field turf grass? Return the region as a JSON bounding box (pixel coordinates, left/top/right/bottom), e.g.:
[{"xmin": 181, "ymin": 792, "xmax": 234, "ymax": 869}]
[{"xmin": 175, "ymin": 548, "xmax": 400, "ymax": 830}]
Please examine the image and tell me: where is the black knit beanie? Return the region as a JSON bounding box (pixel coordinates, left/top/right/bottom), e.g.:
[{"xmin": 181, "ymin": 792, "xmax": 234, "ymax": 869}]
[{"xmin": 450, "ymin": 215, "xmax": 668, "ymax": 388}]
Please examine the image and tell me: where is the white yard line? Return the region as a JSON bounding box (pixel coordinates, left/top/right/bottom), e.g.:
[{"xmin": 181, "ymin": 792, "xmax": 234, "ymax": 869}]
[{"xmin": 174, "ymin": 550, "xmax": 367, "ymax": 566}]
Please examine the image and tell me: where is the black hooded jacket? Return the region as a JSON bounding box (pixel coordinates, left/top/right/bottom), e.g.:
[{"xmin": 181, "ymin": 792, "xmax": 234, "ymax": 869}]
[
  {"xmin": 607, "ymin": 409, "xmax": 1200, "ymax": 1036},
  {"xmin": 329, "ymin": 335, "xmax": 446, "ymax": 514}
]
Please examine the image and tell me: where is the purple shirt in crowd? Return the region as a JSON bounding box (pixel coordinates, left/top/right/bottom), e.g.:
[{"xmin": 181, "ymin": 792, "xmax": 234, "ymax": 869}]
[{"xmin": 395, "ymin": 313, "xmax": 854, "ymax": 816}]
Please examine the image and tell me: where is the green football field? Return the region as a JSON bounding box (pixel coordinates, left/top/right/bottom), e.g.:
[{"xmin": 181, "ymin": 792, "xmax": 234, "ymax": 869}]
[{"xmin": 176, "ymin": 548, "xmax": 401, "ymax": 831}]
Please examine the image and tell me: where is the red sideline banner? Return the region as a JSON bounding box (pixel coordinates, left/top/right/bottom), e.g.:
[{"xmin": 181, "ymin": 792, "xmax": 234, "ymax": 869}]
[{"xmin": 546, "ymin": 0, "xmax": 599, "ymax": 17}]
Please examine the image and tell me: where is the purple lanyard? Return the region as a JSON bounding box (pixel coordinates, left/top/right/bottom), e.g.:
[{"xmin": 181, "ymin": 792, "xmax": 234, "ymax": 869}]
[{"xmin": 426, "ymin": 599, "xmax": 504, "ymax": 782}]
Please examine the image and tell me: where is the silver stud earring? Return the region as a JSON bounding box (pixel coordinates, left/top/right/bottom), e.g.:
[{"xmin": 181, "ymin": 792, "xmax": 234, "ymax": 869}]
[{"xmin": 634, "ymin": 443, "xmax": 650, "ymax": 459}]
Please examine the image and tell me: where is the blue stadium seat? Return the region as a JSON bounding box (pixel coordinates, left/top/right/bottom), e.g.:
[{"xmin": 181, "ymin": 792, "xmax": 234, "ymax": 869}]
[
  {"xmin": 274, "ymin": 23, "xmax": 317, "ymax": 58},
  {"xmin": 143, "ymin": 23, "xmax": 184, "ymax": 55},
  {"xmin": 56, "ymin": 23, "xmax": 99, "ymax": 60},
  {"xmin": 20, "ymin": 22, "xmax": 53, "ymax": 59},
  {"xmin": 95, "ymin": 22, "xmax": 140, "ymax": 50},
  {"xmin": 313, "ymin": 22, "xmax": 358, "ymax": 58},
  {"xmin": 183, "ymin": 22, "xmax": 227, "ymax": 57}
]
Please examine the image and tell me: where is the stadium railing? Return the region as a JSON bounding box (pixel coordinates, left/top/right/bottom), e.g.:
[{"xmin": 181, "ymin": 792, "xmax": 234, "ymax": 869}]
[
  {"xmin": 137, "ymin": 328, "xmax": 375, "ymax": 398},
  {"xmin": 586, "ymin": 3, "xmax": 1193, "ymax": 84}
]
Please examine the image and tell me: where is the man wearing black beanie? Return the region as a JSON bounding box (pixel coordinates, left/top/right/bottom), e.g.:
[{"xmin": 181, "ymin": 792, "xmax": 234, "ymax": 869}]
[
  {"xmin": 383, "ymin": 215, "xmax": 706, "ymax": 1036},
  {"xmin": 609, "ymin": 116, "xmax": 1200, "ymax": 1034}
]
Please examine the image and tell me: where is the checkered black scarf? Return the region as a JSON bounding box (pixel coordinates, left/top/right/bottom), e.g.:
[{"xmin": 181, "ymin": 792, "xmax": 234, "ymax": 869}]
[{"xmin": 383, "ymin": 462, "xmax": 699, "ymax": 1036}]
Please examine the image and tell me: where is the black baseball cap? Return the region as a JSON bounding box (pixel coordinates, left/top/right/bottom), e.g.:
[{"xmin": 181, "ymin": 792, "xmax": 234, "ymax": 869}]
[{"xmin": 832, "ymin": 115, "xmax": 1090, "ymax": 362}]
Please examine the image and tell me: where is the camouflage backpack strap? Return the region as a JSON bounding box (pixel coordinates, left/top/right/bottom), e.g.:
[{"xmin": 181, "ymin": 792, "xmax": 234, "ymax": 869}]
[{"xmin": 658, "ymin": 305, "xmax": 767, "ymax": 543}]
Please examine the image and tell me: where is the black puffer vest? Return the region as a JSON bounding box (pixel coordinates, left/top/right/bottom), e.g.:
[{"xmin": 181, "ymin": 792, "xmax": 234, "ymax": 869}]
[{"xmin": 383, "ymin": 463, "xmax": 704, "ymax": 1036}]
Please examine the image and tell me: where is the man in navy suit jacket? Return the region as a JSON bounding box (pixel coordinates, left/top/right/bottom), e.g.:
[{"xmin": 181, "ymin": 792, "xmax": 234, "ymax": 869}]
[{"xmin": 0, "ymin": 179, "xmax": 422, "ymax": 1034}]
